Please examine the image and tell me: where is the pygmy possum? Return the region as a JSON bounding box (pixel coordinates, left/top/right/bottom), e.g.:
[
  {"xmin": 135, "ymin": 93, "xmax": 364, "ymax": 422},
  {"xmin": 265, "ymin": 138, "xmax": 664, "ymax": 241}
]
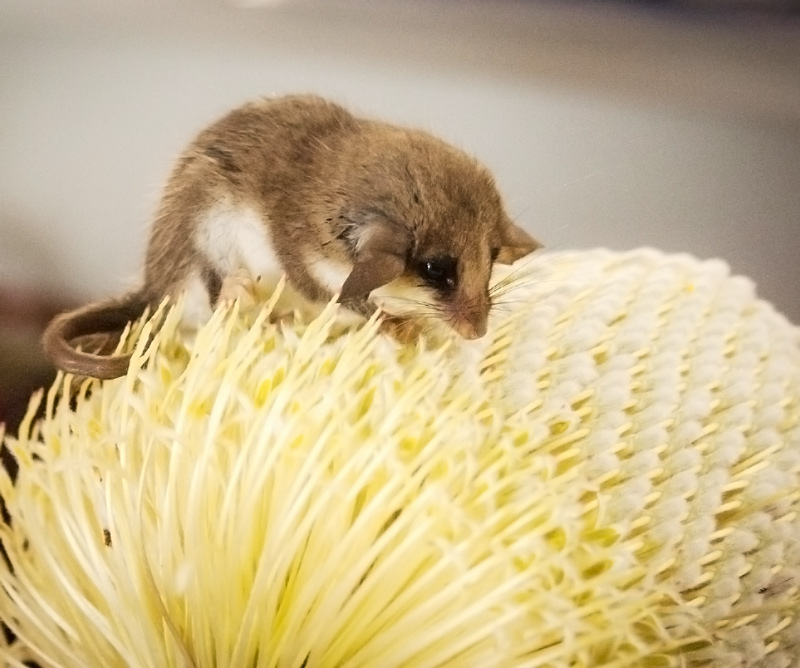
[{"xmin": 43, "ymin": 94, "xmax": 541, "ymax": 380}]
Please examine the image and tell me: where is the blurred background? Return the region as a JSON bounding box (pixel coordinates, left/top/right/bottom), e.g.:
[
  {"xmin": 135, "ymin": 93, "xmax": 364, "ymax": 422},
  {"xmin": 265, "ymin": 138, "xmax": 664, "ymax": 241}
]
[{"xmin": 1, "ymin": 0, "xmax": 799, "ymax": 433}]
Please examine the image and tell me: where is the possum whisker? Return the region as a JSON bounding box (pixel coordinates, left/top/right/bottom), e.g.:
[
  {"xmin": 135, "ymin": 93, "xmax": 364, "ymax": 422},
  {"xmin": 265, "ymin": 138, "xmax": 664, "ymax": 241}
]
[
  {"xmin": 490, "ymin": 298, "xmax": 534, "ymax": 308},
  {"xmin": 378, "ymin": 296, "xmax": 444, "ymax": 310},
  {"xmin": 374, "ymin": 295, "xmax": 447, "ymax": 317}
]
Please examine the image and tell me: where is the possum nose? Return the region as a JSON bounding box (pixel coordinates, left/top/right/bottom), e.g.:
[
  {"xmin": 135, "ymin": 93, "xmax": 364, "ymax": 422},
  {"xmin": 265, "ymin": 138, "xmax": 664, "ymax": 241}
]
[{"xmin": 453, "ymin": 312, "xmax": 488, "ymax": 340}]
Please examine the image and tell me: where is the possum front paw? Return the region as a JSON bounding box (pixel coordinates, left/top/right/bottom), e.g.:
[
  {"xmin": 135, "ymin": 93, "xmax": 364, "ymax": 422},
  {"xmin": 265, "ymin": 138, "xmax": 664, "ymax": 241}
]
[{"xmin": 219, "ymin": 269, "xmax": 258, "ymax": 310}]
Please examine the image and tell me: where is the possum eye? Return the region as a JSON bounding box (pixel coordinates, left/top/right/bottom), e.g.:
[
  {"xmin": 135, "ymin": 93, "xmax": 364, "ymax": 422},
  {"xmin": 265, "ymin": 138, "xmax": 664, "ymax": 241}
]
[{"xmin": 417, "ymin": 256, "xmax": 457, "ymax": 291}]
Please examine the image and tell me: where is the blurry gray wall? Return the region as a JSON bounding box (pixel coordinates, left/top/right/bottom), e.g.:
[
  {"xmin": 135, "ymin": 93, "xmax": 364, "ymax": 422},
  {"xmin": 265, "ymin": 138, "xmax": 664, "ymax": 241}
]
[{"xmin": 1, "ymin": 0, "xmax": 798, "ymax": 322}]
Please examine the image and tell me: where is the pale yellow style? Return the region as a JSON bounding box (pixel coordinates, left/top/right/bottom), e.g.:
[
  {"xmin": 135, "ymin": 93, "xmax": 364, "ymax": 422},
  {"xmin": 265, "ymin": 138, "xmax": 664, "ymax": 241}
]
[{"xmin": 1, "ymin": 249, "xmax": 799, "ymax": 667}]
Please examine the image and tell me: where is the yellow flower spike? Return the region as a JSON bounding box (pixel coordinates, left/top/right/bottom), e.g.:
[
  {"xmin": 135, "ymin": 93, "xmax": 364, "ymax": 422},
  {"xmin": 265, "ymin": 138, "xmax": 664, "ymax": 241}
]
[{"xmin": 2, "ymin": 249, "xmax": 800, "ymax": 667}]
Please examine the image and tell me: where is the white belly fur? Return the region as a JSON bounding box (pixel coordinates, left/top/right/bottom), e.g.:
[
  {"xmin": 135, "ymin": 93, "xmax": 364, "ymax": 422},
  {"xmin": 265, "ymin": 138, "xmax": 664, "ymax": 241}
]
[
  {"xmin": 185, "ymin": 200, "xmax": 362, "ymax": 327},
  {"xmin": 195, "ymin": 199, "xmax": 284, "ymax": 282}
]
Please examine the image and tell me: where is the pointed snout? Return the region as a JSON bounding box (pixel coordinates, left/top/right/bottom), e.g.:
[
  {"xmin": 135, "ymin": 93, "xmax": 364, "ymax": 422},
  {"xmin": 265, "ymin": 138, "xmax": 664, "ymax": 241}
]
[
  {"xmin": 452, "ymin": 315, "xmax": 488, "ymax": 340},
  {"xmin": 449, "ymin": 292, "xmax": 489, "ymax": 340}
]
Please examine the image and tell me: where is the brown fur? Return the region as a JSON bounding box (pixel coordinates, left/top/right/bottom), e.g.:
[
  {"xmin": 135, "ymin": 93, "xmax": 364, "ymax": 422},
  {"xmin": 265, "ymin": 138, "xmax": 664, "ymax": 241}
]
[{"xmin": 43, "ymin": 94, "xmax": 540, "ymax": 380}]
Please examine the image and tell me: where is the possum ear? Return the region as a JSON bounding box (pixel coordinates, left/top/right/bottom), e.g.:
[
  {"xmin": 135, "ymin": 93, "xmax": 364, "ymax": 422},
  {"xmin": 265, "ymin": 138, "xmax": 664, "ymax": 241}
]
[
  {"xmin": 495, "ymin": 221, "xmax": 541, "ymax": 265},
  {"xmin": 339, "ymin": 222, "xmax": 412, "ymax": 302}
]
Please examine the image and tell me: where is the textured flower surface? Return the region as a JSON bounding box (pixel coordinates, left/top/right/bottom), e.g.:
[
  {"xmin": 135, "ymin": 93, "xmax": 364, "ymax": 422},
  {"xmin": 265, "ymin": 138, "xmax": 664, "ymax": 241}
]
[{"xmin": 1, "ymin": 249, "xmax": 799, "ymax": 668}]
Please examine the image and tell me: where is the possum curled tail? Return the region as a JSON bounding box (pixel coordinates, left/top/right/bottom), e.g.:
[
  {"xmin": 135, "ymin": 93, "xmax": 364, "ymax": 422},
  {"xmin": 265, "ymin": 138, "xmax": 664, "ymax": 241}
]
[{"xmin": 42, "ymin": 291, "xmax": 150, "ymax": 380}]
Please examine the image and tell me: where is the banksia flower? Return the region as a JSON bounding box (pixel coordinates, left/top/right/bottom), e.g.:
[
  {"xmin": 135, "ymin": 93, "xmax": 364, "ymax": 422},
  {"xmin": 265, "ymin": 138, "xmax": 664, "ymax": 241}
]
[{"xmin": 1, "ymin": 250, "xmax": 799, "ymax": 667}]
